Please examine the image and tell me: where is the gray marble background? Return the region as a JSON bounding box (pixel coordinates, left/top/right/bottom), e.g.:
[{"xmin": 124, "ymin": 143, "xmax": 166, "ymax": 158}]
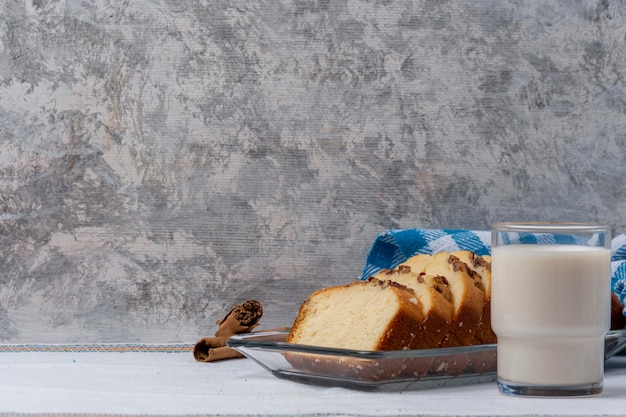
[{"xmin": 1, "ymin": 0, "xmax": 625, "ymax": 342}]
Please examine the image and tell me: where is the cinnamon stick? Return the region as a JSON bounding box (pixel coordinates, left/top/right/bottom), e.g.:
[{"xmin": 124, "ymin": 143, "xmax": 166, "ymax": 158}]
[
  {"xmin": 193, "ymin": 300, "xmax": 264, "ymax": 362},
  {"xmin": 193, "ymin": 337, "xmax": 244, "ymax": 362}
]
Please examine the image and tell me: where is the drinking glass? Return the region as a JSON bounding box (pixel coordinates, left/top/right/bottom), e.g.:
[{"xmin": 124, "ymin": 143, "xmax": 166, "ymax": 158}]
[{"xmin": 491, "ymin": 222, "xmax": 611, "ymax": 396}]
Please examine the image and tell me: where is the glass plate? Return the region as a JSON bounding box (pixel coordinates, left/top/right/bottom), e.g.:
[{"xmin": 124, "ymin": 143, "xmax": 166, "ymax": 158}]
[{"xmin": 227, "ymin": 329, "xmax": 626, "ymax": 392}]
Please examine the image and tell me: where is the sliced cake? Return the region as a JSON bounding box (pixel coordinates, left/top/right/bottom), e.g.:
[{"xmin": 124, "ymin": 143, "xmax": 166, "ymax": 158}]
[
  {"xmin": 285, "ymin": 278, "xmax": 430, "ymax": 380},
  {"xmin": 287, "ymin": 278, "xmax": 426, "ymax": 350},
  {"xmin": 451, "ymin": 250, "xmax": 496, "ymax": 344},
  {"xmin": 422, "ymin": 252, "xmax": 485, "ymax": 347},
  {"xmin": 375, "ymin": 265, "xmax": 453, "ymax": 347}
]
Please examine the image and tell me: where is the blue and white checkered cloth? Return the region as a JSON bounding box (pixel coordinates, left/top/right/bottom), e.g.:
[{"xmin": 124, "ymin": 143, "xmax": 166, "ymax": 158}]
[{"xmin": 360, "ymin": 228, "xmax": 626, "ymax": 313}]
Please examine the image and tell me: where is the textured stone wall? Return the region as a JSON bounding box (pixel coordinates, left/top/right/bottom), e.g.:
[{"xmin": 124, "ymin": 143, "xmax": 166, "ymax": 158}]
[{"xmin": 1, "ymin": 0, "xmax": 625, "ymax": 342}]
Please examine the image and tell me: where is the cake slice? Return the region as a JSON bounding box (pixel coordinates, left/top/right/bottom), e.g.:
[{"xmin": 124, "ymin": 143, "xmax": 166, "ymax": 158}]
[
  {"xmin": 376, "ymin": 266, "xmax": 461, "ymax": 377},
  {"xmin": 450, "ymin": 250, "xmax": 497, "ymax": 372},
  {"xmin": 375, "ymin": 265, "xmax": 453, "ymax": 347},
  {"xmin": 422, "ymin": 252, "xmax": 485, "ymax": 347},
  {"xmin": 286, "ymin": 278, "xmax": 431, "ymax": 380},
  {"xmin": 451, "ymin": 250, "xmax": 495, "ymax": 344},
  {"xmin": 287, "ymin": 278, "xmax": 425, "ymax": 350}
]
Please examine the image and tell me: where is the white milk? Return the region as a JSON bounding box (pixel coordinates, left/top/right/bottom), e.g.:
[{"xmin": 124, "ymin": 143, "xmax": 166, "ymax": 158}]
[{"xmin": 491, "ymin": 244, "xmax": 611, "ymax": 385}]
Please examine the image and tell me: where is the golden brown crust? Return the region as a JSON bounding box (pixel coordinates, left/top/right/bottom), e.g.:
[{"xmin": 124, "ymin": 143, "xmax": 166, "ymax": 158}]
[
  {"xmin": 375, "ymin": 268, "xmax": 452, "ymax": 349},
  {"xmin": 449, "ymin": 251, "xmax": 496, "ymax": 373},
  {"xmin": 451, "ymin": 250, "xmax": 496, "ymax": 345},
  {"xmin": 287, "ymin": 278, "xmax": 426, "ymax": 351},
  {"xmin": 423, "ymin": 252, "xmax": 484, "ymax": 347},
  {"xmin": 286, "ymin": 278, "xmax": 432, "ymax": 379}
]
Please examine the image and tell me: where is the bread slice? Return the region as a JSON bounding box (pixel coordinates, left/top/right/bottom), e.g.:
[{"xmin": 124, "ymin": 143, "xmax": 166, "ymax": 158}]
[
  {"xmin": 285, "ymin": 278, "xmax": 430, "ymax": 380},
  {"xmin": 376, "ymin": 266, "xmax": 453, "ymax": 348},
  {"xmin": 422, "ymin": 252, "xmax": 485, "ymax": 347},
  {"xmin": 379, "ymin": 267, "xmax": 462, "ymax": 377},
  {"xmin": 451, "ymin": 250, "xmax": 495, "ymax": 344},
  {"xmin": 287, "ymin": 278, "xmax": 425, "ymax": 350},
  {"xmin": 450, "ymin": 250, "xmax": 497, "ymax": 372}
]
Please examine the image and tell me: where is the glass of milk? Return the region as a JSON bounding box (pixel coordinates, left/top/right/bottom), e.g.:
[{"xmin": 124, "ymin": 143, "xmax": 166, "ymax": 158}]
[{"xmin": 491, "ymin": 222, "xmax": 611, "ymax": 396}]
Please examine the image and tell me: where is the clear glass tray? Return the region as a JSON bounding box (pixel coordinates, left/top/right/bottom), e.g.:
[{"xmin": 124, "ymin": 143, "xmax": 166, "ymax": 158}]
[{"xmin": 227, "ymin": 329, "xmax": 626, "ymax": 392}]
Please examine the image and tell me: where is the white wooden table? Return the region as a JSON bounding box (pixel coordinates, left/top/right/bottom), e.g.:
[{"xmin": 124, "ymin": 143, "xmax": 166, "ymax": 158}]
[{"xmin": 1, "ymin": 345, "xmax": 625, "ymax": 416}]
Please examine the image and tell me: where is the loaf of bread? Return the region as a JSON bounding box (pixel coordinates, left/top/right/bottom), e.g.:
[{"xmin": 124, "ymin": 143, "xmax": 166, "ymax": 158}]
[{"xmin": 286, "ymin": 251, "xmax": 495, "ymax": 378}]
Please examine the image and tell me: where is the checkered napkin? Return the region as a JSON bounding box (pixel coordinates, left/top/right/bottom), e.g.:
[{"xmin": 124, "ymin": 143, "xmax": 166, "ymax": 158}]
[{"xmin": 360, "ymin": 228, "xmax": 626, "ymax": 309}]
